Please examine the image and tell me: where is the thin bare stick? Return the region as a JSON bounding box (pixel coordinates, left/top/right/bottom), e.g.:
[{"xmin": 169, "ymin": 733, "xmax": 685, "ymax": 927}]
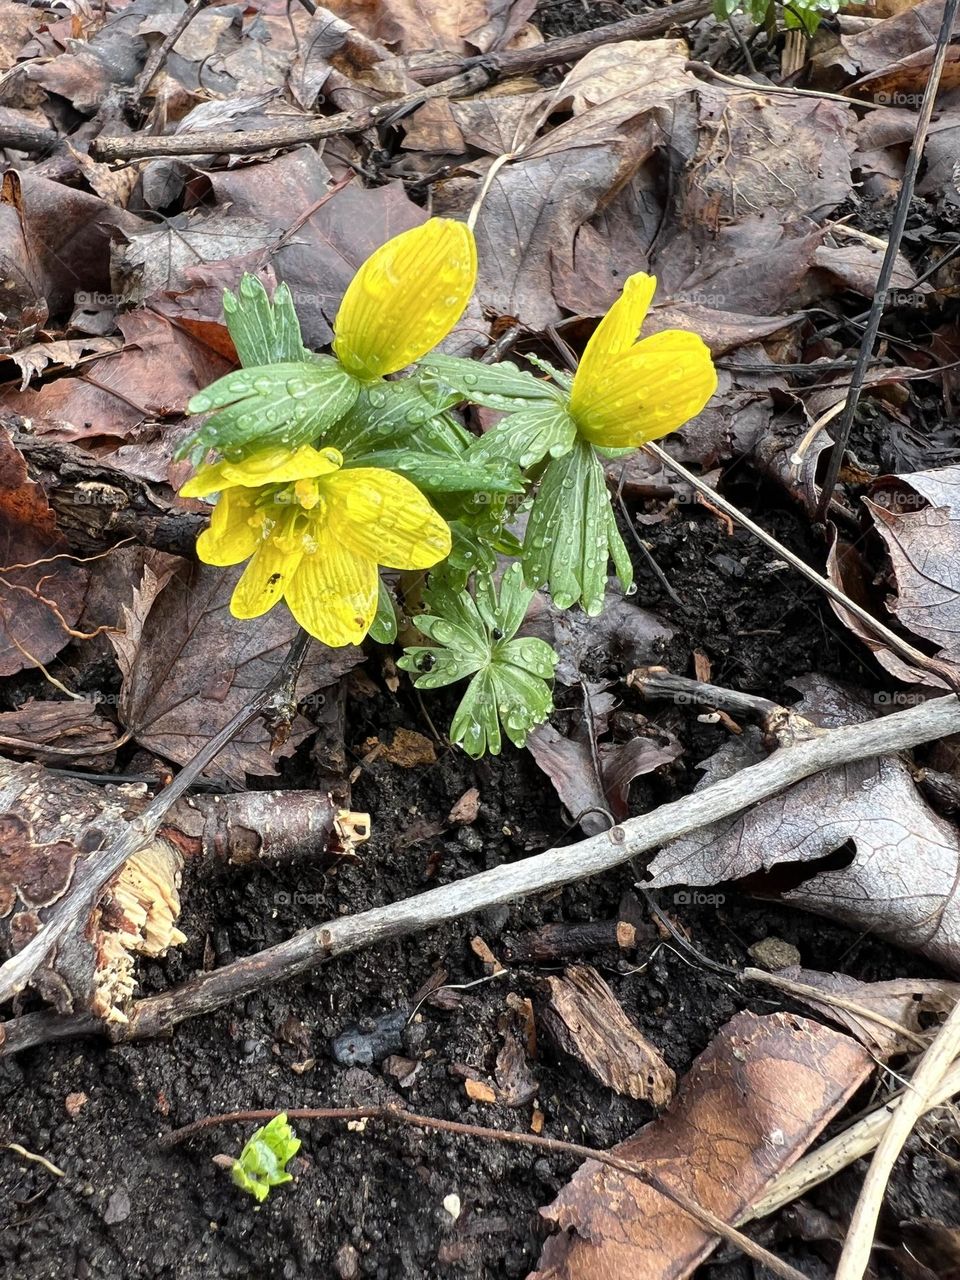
[
  {"xmin": 742, "ymin": 1058, "xmax": 960, "ymax": 1221},
  {"xmin": 4, "ymin": 690, "xmax": 960, "ymax": 1056},
  {"xmin": 0, "ymin": 630, "xmax": 311, "ymax": 1008},
  {"xmin": 816, "ymin": 0, "xmax": 960, "ymax": 518},
  {"xmin": 644, "ymin": 441, "xmax": 960, "ymax": 691},
  {"xmin": 835, "ymin": 993, "xmax": 960, "ymax": 1280},
  {"xmin": 159, "ymin": 1105, "xmax": 807, "ymax": 1280}
]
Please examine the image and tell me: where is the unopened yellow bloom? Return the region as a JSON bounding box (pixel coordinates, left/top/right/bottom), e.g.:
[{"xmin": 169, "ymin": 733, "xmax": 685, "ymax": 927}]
[
  {"xmin": 181, "ymin": 444, "xmax": 451, "ymax": 647},
  {"xmin": 333, "ymin": 218, "xmax": 477, "ymax": 381},
  {"xmin": 569, "ymin": 273, "xmax": 717, "ymax": 448}
]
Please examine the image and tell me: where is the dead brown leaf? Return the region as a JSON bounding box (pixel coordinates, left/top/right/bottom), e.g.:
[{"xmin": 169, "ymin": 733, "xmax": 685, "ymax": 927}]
[
  {"xmin": 647, "ymin": 676, "xmax": 960, "ymax": 971},
  {"xmin": 109, "ymin": 558, "xmax": 363, "ymax": 784},
  {"xmin": 775, "ymin": 967, "xmax": 960, "ymax": 1055},
  {"xmin": 0, "ymin": 428, "xmax": 87, "ymax": 677},
  {"xmin": 532, "ymin": 1010, "xmax": 871, "ymax": 1280},
  {"xmin": 327, "ymin": 0, "xmax": 538, "ymax": 56}
]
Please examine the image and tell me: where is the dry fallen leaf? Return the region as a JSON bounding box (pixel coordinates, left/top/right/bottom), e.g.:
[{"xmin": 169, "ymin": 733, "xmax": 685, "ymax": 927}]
[
  {"xmin": 532, "ymin": 1010, "xmax": 871, "ymax": 1280},
  {"xmin": 773, "ymin": 967, "xmax": 960, "ymax": 1056},
  {"xmin": 0, "ymin": 428, "xmax": 88, "ymax": 677},
  {"xmin": 109, "ymin": 558, "xmax": 363, "ymax": 784},
  {"xmin": 647, "ymin": 676, "xmax": 960, "ymax": 971}
]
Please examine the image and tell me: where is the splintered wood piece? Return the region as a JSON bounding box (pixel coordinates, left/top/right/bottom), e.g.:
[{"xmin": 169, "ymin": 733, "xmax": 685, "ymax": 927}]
[
  {"xmin": 0, "ymin": 759, "xmax": 370, "ymax": 1021},
  {"xmin": 539, "ymin": 964, "xmax": 675, "ymax": 1105}
]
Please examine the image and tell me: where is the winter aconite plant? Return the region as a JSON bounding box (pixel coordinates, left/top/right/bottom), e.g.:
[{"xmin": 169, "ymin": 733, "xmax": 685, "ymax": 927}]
[
  {"xmin": 180, "ymin": 219, "xmax": 716, "ymax": 756},
  {"xmin": 228, "ymin": 1113, "xmax": 301, "ymax": 1203}
]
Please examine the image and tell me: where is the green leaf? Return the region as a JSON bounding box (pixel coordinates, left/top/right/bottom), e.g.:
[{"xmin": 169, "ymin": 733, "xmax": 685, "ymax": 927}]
[
  {"xmin": 465, "ymin": 402, "xmax": 577, "ymax": 471},
  {"xmin": 605, "ymin": 502, "xmax": 635, "ymax": 597},
  {"xmin": 230, "ymin": 1113, "xmax": 301, "ymax": 1204},
  {"xmin": 223, "ymin": 274, "xmax": 307, "ymax": 367},
  {"xmin": 523, "ymin": 441, "xmax": 614, "ymax": 615},
  {"xmin": 418, "ymin": 354, "xmax": 563, "ymax": 411},
  {"xmin": 324, "ymin": 381, "xmax": 462, "ymax": 457},
  {"xmin": 369, "ymin": 579, "xmax": 398, "ymax": 644},
  {"xmin": 180, "ymin": 358, "xmax": 360, "ymax": 459},
  {"xmin": 346, "ymin": 450, "xmax": 523, "ymax": 497},
  {"xmin": 524, "ymin": 353, "xmax": 574, "ymax": 390},
  {"xmin": 399, "ymin": 564, "xmax": 557, "ymax": 757}
]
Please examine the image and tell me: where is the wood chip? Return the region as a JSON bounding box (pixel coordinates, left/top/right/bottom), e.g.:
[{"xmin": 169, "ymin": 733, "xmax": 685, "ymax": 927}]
[
  {"xmin": 465, "ymin": 1079, "xmax": 497, "ymax": 1104},
  {"xmin": 539, "ymin": 965, "xmax": 675, "ymax": 1105}
]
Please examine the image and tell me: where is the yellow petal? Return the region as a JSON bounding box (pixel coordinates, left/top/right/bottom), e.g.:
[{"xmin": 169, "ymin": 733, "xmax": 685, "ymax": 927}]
[
  {"xmin": 180, "ymin": 445, "xmax": 342, "ymax": 497},
  {"xmin": 332, "ymin": 219, "xmax": 477, "ymax": 380},
  {"xmin": 284, "ymin": 526, "xmax": 377, "ymax": 647},
  {"xmin": 195, "ymin": 489, "xmax": 260, "ymax": 566},
  {"xmin": 570, "ymin": 272, "xmax": 656, "ymax": 422},
  {"xmin": 324, "ymin": 468, "xmax": 451, "ymax": 569},
  {"xmin": 230, "ymin": 531, "xmax": 303, "ymax": 619},
  {"xmin": 573, "ymin": 330, "xmax": 718, "ymax": 448}
]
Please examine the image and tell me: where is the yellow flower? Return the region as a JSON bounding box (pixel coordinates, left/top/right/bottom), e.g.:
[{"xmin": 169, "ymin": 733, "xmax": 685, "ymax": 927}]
[
  {"xmin": 568, "ymin": 273, "xmax": 717, "ymax": 448},
  {"xmin": 181, "ymin": 444, "xmax": 451, "ymax": 647},
  {"xmin": 333, "ymin": 218, "xmax": 477, "ymax": 381}
]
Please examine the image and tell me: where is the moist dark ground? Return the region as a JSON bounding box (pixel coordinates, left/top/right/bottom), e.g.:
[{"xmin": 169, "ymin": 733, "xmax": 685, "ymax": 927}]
[{"xmin": 3, "ymin": 7, "xmax": 960, "ymax": 1280}]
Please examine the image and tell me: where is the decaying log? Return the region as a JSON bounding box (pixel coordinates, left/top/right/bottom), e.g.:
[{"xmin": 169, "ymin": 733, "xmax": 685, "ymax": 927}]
[
  {"xmin": 0, "ymin": 760, "xmax": 368, "ymax": 1021},
  {"xmin": 538, "ymin": 964, "xmax": 676, "ymax": 1106}
]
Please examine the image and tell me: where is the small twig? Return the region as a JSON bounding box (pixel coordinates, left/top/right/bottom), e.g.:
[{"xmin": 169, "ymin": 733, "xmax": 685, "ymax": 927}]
[
  {"xmin": 629, "ymin": 667, "xmax": 785, "ymax": 725},
  {"xmin": 0, "ymin": 630, "xmax": 311, "ymax": 1008},
  {"xmin": 4, "ymin": 690, "xmax": 960, "ymax": 1056},
  {"xmin": 835, "ymin": 993, "xmax": 960, "ymax": 1280},
  {"xmin": 685, "ymin": 59, "xmax": 883, "ymax": 111},
  {"xmin": 644, "ymin": 441, "xmax": 960, "ymax": 692},
  {"xmin": 0, "ymin": 119, "xmax": 60, "ymax": 156},
  {"xmin": 158, "ymin": 1105, "xmax": 807, "ymax": 1280},
  {"xmin": 815, "ymin": 0, "xmax": 960, "ymax": 518},
  {"xmin": 133, "ymin": 0, "xmax": 212, "ymax": 103}
]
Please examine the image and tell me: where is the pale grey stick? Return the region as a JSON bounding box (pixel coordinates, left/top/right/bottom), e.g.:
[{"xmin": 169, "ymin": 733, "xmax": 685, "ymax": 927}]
[{"xmin": 3, "ymin": 691, "xmax": 959, "ymax": 1055}]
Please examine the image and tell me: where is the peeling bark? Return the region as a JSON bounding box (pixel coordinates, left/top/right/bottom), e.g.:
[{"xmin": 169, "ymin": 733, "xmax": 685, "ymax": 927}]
[{"xmin": 0, "ymin": 760, "xmax": 369, "ymax": 1021}]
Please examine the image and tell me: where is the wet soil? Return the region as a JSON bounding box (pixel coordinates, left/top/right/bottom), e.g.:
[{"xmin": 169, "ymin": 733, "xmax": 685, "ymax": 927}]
[{"xmin": 3, "ymin": 6, "xmax": 960, "ymax": 1280}]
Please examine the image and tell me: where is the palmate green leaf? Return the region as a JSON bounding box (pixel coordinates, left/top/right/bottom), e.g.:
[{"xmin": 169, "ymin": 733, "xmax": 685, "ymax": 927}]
[
  {"xmin": 180, "ymin": 358, "xmax": 359, "ymax": 460},
  {"xmin": 346, "ymin": 450, "xmax": 523, "ymax": 497},
  {"xmin": 465, "ymin": 403, "xmax": 577, "ymax": 471},
  {"xmin": 399, "ymin": 564, "xmax": 557, "ymax": 757},
  {"xmin": 223, "ymin": 274, "xmax": 307, "ymax": 367},
  {"xmin": 523, "ymin": 440, "xmax": 632, "ymax": 615},
  {"xmin": 418, "ymin": 354, "xmax": 563, "ymax": 412},
  {"xmin": 323, "ymin": 380, "xmax": 469, "ymax": 458}
]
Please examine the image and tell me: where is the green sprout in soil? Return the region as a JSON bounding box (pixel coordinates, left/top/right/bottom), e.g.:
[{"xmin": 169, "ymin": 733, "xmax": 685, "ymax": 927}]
[{"xmin": 221, "ymin": 1112, "xmax": 301, "ymax": 1203}]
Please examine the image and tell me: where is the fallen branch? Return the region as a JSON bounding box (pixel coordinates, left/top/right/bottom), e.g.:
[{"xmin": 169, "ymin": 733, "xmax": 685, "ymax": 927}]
[
  {"xmin": 157, "ymin": 1105, "xmax": 808, "ymax": 1280},
  {"xmin": 4, "ymin": 690, "xmax": 959, "ymax": 1055},
  {"xmin": 90, "ymin": 0, "xmax": 711, "ymax": 161},
  {"xmin": 0, "ymin": 631, "xmax": 311, "ymax": 1010}
]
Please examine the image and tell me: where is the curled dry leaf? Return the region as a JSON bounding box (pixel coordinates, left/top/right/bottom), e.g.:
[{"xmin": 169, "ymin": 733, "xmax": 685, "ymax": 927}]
[
  {"xmin": 773, "ymin": 967, "xmax": 960, "ymax": 1057},
  {"xmin": 538, "ymin": 964, "xmax": 675, "ymax": 1105},
  {"xmin": 647, "ymin": 677, "xmax": 960, "ymax": 972},
  {"xmin": 109, "ymin": 558, "xmax": 364, "ymax": 784},
  {"xmin": 829, "ymin": 465, "xmax": 960, "ymax": 688},
  {"xmin": 0, "ymin": 428, "xmax": 88, "ymax": 677},
  {"xmin": 532, "ymin": 1011, "xmax": 872, "ymax": 1280},
  {"xmin": 0, "ymin": 697, "xmax": 117, "ymax": 768}
]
